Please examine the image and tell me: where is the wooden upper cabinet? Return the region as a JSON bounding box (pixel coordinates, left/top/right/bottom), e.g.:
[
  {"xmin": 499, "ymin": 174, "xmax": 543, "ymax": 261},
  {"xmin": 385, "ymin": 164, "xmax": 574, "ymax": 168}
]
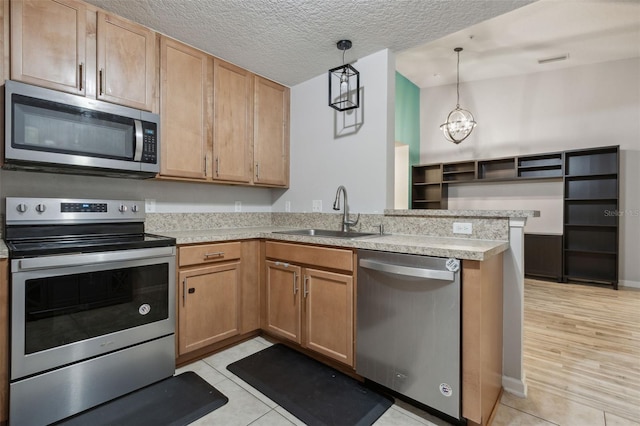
[
  {"xmin": 160, "ymin": 36, "xmax": 209, "ymax": 179},
  {"xmin": 96, "ymin": 12, "xmax": 155, "ymax": 111},
  {"xmin": 10, "ymin": 0, "xmax": 156, "ymax": 111},
  {"xmin": 253, "ymin": 76, "xmax": 290, "ymax": 187},
  {"xmin": 213, "ymin": 59, "xmax": 253, "ymax": 183},
  {"xmin": 11, "ymin": 0, "xmax": 87, "ymax": 95}
]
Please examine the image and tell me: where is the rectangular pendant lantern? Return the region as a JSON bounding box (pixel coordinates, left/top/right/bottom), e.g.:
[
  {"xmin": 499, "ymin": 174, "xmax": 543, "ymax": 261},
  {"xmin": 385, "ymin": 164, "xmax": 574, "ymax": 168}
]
[{"xmin": 328, "ymin": 63, "xmax": 360, "ymax": 111}]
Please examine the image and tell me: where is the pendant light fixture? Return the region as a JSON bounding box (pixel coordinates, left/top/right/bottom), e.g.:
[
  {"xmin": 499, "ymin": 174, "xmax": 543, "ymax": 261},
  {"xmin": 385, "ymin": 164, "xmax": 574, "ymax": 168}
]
[
  {"xmin": 328, "ymin": 40, "xmax": 360, "ymax": 111},
  {"xmin": 440, "ymin": 47, "xmax": 476, "ymax": 144}
]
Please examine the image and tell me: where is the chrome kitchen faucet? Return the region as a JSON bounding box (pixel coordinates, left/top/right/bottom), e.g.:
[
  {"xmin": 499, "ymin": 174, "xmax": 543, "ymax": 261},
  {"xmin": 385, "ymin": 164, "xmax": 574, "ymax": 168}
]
[{"xmin": 333, "ymin": 185, "xmax": 360, "ymax": 232}]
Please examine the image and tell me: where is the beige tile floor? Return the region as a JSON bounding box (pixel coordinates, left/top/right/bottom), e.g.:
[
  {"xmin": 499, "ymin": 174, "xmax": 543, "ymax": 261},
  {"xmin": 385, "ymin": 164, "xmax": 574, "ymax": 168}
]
[
  {"xmin": 179, "ymin": 336, "xmax": 639, "ymax": 426},
  {"xmin": 178, "ymin": 337, "xmax": 450, "ymax": 426}
]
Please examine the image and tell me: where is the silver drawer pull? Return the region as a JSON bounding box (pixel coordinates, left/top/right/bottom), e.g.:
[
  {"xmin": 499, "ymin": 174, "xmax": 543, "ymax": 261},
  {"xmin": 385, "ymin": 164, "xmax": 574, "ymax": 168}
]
[{"xmin": 204, "ymin": 252, "xmax": 224, "ymax": 258}]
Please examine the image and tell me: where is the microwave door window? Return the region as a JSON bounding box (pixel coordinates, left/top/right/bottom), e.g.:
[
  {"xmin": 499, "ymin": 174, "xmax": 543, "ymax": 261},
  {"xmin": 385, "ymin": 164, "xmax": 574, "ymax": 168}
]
[{"xmin": 13, "ymin": 101, "xmax": 135, "ymax": 160}]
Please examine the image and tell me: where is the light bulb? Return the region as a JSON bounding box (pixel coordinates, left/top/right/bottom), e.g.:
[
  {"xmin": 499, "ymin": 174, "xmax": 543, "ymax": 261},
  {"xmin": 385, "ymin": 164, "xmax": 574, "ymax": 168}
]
[{"xmin": 340, "ymin": 70, "xmax": 349, "ymax": 92}]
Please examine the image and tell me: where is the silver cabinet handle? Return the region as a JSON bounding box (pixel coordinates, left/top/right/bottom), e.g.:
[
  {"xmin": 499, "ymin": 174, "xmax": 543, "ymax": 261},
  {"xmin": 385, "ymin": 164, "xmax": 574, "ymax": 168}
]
[
  {"xmin": 293, "ymin": 271, "xmax": 298, "ymax": 295},
  {"xmin": 204, "ymin": 153, "xmax": 208, "ymax": 177},
  {"xmin": 255, "ymin": 163, "xmax": 260, "ymax": 180},
  {"xmin": 215, "ymin": 157, "xmax": 219, "ymax": 177},
  {"xmin": 204, "ymin": 252, "xmax": 224, "ymax": 258},
  {"xmin": 303, "ymin": 275, "xmax": 309, "ymax": 298},
  {"xmin": 78, "ymin": 63, "xmax": 84, "ymax": 91},
  {"xmin": 99, "ymin": 68, "xmax": 104, "ymax": 95},
  {"xmin": 359, "ymin": 259, "xmax": 454, "ymax": 281}
]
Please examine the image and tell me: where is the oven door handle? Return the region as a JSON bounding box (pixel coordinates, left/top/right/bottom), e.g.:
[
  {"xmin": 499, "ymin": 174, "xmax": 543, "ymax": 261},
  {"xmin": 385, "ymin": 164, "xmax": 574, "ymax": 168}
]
[{"xmin": 16, "ymin": 246, "xmax": 175, "ymax": 271}]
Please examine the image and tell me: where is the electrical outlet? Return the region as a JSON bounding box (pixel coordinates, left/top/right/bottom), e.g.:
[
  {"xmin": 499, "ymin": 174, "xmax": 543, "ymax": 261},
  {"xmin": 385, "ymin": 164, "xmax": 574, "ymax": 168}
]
[
  {"xmin": 312, "ymin": 200, "xmax": 322, "ymax": 212},
  {"xmin": 453, "ymin": 222, "xmax": 473, "ymax": 234},
  {"xmin": 285, "ymin": 201, "xmax": 291, "ymax": 212},
  {"xmin": 235, "ymin": 201, "xmax": 242, "ymax": 212},
  {"xmin": 145, "ymin": 199, "xmax": 156, "ymax": 213}
]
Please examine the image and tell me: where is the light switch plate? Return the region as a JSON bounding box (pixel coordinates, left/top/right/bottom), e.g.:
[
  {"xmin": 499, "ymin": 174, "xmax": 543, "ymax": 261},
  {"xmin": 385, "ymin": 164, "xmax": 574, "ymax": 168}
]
[
  {"xmin": 285, "ymin": 201, "xmax": 291, "ymax": 212},
  {"xmin": 312, "ymin": 200, "xmax": 322, "ymax": 212},
  {"xmin": 453, "ymin": 222, "xmax": 473, "ymax": 234},
  {"xmin": 235, "ymin": 201, "xmax": 242, "ymax": 212}
]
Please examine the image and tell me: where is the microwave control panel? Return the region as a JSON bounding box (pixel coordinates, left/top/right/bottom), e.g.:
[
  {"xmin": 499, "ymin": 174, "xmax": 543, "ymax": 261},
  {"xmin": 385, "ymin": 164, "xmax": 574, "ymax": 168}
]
[{"xmin": 141, "ymin": 123, "xmax": 157, "ymax": 164}]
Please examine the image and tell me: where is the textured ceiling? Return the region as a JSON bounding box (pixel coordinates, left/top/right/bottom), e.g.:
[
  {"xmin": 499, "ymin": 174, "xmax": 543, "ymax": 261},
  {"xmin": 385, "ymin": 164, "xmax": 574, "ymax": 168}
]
[
  {"xmin": 83, "ymin": 0, "xmax": 534, "ymax": 87},
  {"xmin": 396, "ymin": 0, "xmax": 640, "ymax": 88}
]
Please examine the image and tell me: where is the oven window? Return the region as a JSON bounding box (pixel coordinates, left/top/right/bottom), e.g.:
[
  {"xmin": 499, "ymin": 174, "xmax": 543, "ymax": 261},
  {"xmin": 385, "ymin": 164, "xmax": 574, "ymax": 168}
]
[{"xmin": 24, "ymin": 264, "xmax": 169, "ymax": 354}]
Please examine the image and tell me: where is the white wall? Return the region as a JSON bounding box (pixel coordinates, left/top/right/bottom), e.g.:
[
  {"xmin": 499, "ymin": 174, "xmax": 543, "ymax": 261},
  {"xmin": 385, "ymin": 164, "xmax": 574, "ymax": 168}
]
[
  {"xmin": 0, "ymin": 170, "xmax": 273, "ymax": 213},
  {"xmin": 420, "ymin": 57, "xmax": 640, "ymax": 285},
  {"xmin": 273, "ymin": 49, "xmax": 395, "ymax": 214}
]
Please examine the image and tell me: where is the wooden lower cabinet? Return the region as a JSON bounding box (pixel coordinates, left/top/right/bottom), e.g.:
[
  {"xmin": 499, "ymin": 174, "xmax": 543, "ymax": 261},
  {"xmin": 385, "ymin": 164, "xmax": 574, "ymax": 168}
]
[
  {"xmin": 462, "ymin": 254, "xmax": 504, "ymax": 426},
  {"xmin": 1, "ymin": 259, "xmax": 8, "ymax": 424},
  {"xmin": 264, "ymin": 261, "xmax": 302, "ymax": 343},
  {"xmin": 263, "ymin": 242, "xmax": 354, "ymax": 367},
  {"xmin": 304, "ymin": 268, "xmax": 353, "ymax": 366},
  {"xmin": 176, "ymin": 241, "xmax": 259, "ymax": 358},
  {"xmin": 178, "ymin": 262, "xmax": 240, "ymax": 354}
]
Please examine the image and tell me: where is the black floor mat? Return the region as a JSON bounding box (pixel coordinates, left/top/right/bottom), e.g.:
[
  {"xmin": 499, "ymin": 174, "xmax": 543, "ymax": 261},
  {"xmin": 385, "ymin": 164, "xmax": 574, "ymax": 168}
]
[
  {"xmin": 227, "ymin": 344, "xmax": 393, "ymax": 426},
  {"xmin": 56, "ymin": 372, "xmax": 228, "ymax": 426}
]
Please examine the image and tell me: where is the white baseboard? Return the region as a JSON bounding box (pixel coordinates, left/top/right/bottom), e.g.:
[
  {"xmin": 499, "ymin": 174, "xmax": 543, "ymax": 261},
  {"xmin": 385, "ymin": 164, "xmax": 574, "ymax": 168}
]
[
  {"xmin": 502, "ymin": 375, "xmax": 527, "ymax": 398},
  {"xmin": 619, "ymin": 279, "xmax": 640, "ymax": 289}
]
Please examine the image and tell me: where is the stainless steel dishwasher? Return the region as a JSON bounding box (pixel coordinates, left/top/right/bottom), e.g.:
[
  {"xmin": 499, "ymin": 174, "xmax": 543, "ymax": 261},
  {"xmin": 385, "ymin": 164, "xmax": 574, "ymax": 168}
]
[{"xmin": 356, "ymin": 249, "xmax": 461, "ymax": 421}]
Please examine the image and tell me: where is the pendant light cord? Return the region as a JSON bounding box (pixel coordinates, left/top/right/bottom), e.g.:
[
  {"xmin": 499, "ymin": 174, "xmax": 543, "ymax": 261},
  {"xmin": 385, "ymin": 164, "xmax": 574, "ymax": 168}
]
[{"xmin": 456, "ymin": 49, "xmax": 460, "ymax": 108}]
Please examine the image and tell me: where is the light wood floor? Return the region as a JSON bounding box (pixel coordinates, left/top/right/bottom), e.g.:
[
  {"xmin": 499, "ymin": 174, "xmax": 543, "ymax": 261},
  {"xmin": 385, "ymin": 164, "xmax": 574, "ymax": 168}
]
[{"xmin": 523, "ymin": 278, "xmax": 640, "ymax": 422}]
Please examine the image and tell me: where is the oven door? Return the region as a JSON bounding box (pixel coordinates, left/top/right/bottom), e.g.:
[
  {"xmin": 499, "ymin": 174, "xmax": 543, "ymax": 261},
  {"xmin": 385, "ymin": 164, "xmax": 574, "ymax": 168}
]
[{"xmin": 10, "ymin": 246, "xmax": 175, "ymax": 380}]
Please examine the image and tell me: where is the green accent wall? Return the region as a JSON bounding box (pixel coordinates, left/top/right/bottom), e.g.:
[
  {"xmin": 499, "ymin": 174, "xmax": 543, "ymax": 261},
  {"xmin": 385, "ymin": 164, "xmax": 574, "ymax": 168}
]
[{"xmin": 395, "ymin": 72, "xmax": 420, "ymax": 203}]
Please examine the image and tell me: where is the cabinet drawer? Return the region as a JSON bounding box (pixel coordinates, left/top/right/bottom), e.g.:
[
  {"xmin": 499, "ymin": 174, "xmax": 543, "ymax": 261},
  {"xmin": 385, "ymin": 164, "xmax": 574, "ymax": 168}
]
[
  {"xmin": 179, "ymin": 242, "xmax": 241, "ymax": 267},
  {"xmin": 265, "ymin": 241, "xmax": 353, "ymax": 272}
]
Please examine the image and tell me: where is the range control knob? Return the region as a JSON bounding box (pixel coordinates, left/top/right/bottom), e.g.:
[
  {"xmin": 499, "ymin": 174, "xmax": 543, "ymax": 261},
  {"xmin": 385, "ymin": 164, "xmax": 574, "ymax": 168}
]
[
  {"xmin": 35, "ymin": 204, "xmax": 47, "ymax": 213},
  {"xmin": 119, "ymin": 204, "xmax": 128, "ymax": 213},
  {"xmin": 16, "ymin": 203, "xmax": 28, "ymax": 213},
  {"xmin": 131, "ymin": 204, "xmax": 139, "ymax": 213}
]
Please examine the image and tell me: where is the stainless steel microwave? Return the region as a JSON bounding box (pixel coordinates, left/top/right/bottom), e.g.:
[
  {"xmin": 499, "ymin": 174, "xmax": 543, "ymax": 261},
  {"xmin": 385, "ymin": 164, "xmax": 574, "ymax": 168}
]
[{"xmin": 3, "ymin": 80, "xmax": 160, "ymax": 179}]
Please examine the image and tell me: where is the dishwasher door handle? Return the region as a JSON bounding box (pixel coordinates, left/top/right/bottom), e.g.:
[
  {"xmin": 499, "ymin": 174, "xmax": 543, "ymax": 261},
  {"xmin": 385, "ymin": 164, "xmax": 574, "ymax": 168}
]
[{"xmin": 359, "ymin": 258, "xmax": 454, "ymax": 281}]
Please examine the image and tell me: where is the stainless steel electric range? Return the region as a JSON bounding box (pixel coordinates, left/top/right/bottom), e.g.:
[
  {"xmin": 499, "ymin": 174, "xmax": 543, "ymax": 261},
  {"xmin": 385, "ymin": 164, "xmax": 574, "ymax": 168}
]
[{"xmin": 4, "ymin": 197, "xmax": 176, "ymax": 425}]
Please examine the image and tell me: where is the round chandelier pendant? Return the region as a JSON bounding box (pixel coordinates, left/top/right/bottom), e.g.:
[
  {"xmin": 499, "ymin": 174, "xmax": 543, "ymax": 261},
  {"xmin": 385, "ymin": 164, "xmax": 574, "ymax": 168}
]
[
  {"xmin": 440, "ymin": 47, "xmax": 476, "ymax": 144},
  {"xmin": 440, "ymin": 106, "xmax": 476, "ymax": 144}
]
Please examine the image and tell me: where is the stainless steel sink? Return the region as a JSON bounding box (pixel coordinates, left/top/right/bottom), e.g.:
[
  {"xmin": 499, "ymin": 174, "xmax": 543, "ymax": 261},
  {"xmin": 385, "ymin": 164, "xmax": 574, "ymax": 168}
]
[{"xmin": 273, "ymin": 229, "xmax": 377, "ymax": 239}]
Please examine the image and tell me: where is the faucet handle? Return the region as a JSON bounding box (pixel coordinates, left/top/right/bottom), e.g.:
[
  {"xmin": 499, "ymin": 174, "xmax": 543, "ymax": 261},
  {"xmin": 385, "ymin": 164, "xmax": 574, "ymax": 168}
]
[{"xmin": 345, "ymin": 213, "xmax": 360, "ymax": 226}]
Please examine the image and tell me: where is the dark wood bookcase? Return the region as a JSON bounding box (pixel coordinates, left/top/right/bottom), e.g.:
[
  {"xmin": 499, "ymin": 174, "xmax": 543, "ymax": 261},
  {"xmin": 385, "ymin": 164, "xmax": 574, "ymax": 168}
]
[
  {"xmin": 525, "ymin": 234, "xmax": 563, "ymax": 281},
  {"xmin": 563, "ymin": 146, "xmax": 619, "ymax": 288},
  {"xmin": 410, "ymin": 145, "xmax": 621, "ymax": 289},
  {"xmin": 411, "ymin": 164, "xmax": 447, "ymax": 209}
]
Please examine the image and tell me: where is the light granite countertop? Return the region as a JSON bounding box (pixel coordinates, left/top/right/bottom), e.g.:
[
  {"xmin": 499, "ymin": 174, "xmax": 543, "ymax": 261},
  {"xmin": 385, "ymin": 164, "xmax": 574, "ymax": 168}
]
[
  {"xmin": 0, "ymin": 223, "xmax": 513, "ymax": 261},
  {"xmin": 159, "ymin": 226, "xmax": 509, "ymax": 261},
  {"xmin": 386, "ymin": 209, "xmax": 539, "ymax": 218}
]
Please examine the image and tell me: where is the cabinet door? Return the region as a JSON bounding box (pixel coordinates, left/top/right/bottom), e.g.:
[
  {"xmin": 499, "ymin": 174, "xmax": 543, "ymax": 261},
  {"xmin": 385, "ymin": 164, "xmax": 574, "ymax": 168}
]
[
  {"xmin": 96, "ymin": 12, "xmax": 155, "ymax": 111},
  {"xmin": 253, "ymin": 76, "xmax": 290, "ymax": 187},
  {"xmin": 0, "ymin": 260, "xmax": 8, "ymax": 423},
  {"xmin": 178, "ymin": 263, "xmax": 240, "ymax": 355},
  {"xmin": 303, "ymin": 268, "xmax": 353, "ymax": 366},
  {"xmin": 212, "ymin": 59, "xmax": 253, "ymax": 183},
  {"xmin": 160, "ymin": 37, "xmax": 209, "ymax": 179},
  {"xmin": 11, "ymin": 0, "xmax": 86, "ymax": 95},
  {"xmin": 264, "ymin": 261, "xmax": 301, "ymax": 344}
]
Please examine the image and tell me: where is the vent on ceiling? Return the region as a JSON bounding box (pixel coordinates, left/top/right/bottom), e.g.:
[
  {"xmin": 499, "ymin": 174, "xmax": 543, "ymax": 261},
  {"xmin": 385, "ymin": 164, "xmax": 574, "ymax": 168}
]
[{"xmin": 537, "ymin": 54, "xmax": 570, "ymax": 64}]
